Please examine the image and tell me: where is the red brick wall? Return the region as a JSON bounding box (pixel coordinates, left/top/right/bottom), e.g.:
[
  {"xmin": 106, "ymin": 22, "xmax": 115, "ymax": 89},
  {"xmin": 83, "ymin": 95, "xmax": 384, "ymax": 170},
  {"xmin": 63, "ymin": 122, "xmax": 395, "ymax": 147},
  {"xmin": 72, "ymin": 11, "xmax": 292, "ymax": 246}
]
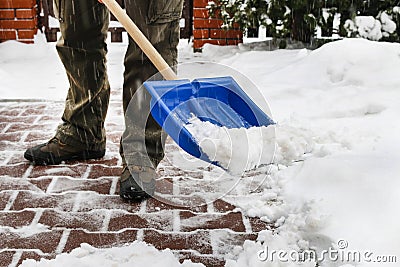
[
  {"xmin": 0, "ymin": 0, "xmax": 38, "ymax": 43},
  {"xmin": 193, "ymin": 0, "xmax": 243, "ymax": 51}
]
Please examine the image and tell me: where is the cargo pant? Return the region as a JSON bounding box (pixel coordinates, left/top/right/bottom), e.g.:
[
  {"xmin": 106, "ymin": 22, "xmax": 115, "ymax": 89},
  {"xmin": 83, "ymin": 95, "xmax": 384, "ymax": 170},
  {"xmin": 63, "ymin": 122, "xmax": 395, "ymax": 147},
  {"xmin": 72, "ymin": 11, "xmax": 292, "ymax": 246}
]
[{"xmin": 54, "ymin": 0, "xmax": 183, "ymax": 168}]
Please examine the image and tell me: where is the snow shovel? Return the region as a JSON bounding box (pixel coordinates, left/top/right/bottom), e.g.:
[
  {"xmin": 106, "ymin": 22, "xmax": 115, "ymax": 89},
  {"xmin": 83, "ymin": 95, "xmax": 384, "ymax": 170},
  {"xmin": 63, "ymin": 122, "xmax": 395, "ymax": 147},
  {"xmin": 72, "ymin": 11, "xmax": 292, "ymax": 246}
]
[{"xmin": 102, "ymin": 0, "xmax": 274, "ymax": 165}]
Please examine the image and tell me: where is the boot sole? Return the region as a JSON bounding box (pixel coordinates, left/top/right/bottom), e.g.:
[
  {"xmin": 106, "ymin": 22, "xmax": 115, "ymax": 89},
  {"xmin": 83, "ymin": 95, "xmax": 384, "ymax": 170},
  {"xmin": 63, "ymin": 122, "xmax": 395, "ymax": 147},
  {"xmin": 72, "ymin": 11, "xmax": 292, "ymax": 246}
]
[
  {"xmin": 119, "ymin": 190, "xmax": 151, "ymax": 201},
  {"xmin": 24, "ymin": 150, "xmax": 106, "ymax": 165},
  {"xmin": 119, "ymin": 181, "xmax": 155, "ymax": 201}
]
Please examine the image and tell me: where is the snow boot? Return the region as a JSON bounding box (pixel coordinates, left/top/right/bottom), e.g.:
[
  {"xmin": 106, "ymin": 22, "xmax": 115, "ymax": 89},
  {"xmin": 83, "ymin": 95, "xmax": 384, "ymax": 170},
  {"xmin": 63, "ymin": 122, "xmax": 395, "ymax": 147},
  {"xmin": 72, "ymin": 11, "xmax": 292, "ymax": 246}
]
[
  {"xmin": 119, "ymin": 165, "xmax": 156, "ymax": 200},
  {"xmin": 24, "ymin": 137, "xmax": 105, "ymax": 165}
]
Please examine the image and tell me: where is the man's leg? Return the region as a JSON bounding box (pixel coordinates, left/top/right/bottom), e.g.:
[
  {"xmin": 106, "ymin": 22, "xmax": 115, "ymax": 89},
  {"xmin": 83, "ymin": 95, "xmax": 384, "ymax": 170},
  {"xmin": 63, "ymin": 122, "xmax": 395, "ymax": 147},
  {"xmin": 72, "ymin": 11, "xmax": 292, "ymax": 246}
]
[
  {"xmin": 24, "ymin": 0, "xmax": 110, "ymax": 165},
  {"xmin": 119, "ymin": 0, "xmax": 183, "ymax": 200}
]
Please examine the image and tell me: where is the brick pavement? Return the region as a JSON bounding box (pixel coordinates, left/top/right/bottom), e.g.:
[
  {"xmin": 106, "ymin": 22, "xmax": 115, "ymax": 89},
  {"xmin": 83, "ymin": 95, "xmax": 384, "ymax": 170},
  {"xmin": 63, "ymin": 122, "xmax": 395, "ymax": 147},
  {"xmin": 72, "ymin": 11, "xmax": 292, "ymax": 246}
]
[{"xmin": 0, "ymin": 101, "xmax": 272, "ymax": 267}]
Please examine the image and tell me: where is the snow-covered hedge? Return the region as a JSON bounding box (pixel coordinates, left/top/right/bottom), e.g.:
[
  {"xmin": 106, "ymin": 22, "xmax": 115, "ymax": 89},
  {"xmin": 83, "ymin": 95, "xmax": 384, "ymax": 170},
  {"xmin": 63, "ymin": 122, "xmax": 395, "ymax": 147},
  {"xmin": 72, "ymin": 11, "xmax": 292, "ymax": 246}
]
[
  {"xmin": 208, "ymin": 0, "xmax": 400, "ymax": 44},
  {"xmin": 345, "ymin": 8, "xmax": 399, "ymax": 42}
]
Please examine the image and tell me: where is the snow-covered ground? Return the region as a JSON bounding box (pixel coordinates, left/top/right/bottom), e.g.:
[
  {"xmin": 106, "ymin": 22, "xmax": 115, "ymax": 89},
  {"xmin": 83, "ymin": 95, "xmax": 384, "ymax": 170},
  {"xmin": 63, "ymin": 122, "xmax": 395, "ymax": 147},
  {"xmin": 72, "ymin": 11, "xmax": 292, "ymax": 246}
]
[{"xmin": 1, "ymin": 34, "xmax": 400, "ymax": 266}]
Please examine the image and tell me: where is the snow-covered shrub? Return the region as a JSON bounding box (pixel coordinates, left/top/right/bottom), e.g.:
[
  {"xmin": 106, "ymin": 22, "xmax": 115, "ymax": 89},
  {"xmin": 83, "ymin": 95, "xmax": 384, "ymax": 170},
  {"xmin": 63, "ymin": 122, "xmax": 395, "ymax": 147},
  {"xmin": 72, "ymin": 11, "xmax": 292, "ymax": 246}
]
[
  {"xmin": 344, "ymin": 11, "xmax": 398, "ymax": 42},
  {"xmin": 344, "ymin": 16, "xmax": 383, "ymax": 41},
  {"xmin": 380, "ymin": 8, "xmax": 400, "ymax": 41}
]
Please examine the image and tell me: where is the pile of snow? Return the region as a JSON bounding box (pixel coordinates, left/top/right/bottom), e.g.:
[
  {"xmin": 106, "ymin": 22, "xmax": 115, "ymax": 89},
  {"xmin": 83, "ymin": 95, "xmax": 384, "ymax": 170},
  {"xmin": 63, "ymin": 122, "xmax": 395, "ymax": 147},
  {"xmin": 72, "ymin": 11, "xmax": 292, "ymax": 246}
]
[
  {"xmin": 222, "ymin": 38, "xmax": 400, "ymax": 92},
  {"xmin": 185, "ymin": 117, "xmax": 275, "ymax": 174},
  {"xmin": 192, "ymin": 38, "xmax": 400, "ymax": 266},
  {"xmin": 20, "ymin": 242, "xmax": 204, "ymax": 267},
  {"xmin": 0, "ymin": 34, "xmax": 66, "ymax": 101},
  {"xmin": 0, "ymin": 32, "xmax": 125, "ymax": 101}
]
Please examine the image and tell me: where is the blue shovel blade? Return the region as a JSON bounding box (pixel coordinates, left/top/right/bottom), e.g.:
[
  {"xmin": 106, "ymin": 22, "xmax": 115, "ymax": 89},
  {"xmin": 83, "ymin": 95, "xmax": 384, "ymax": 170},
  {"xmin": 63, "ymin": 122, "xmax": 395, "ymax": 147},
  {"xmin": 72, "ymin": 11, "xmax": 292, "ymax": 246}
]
[{"xmin": 143, "ymin": 76, "xmax": 274, "ymax": 166}]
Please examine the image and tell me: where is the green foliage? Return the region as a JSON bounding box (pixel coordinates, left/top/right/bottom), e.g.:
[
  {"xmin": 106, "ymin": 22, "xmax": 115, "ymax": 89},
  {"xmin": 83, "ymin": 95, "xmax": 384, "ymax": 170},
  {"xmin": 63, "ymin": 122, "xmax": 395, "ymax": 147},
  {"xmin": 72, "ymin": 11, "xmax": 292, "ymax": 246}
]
[
  {"xmin": 207, "ymin": 0, "xmax": 400, "ymax": 44},
  {"xmin": 266, "ymin": 0, "xmax": 291, "ymax": 38},
  {"xmin": 208, "ymin": 0, "xmax": 269, "ymax": 30}
]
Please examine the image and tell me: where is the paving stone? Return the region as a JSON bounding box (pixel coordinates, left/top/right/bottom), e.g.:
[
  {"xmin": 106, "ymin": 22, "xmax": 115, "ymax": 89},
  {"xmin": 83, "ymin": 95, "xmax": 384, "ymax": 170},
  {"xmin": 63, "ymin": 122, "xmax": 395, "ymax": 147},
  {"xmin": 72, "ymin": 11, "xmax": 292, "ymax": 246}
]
[
  {"xmin": 213, "ymin": 199, "xmax": 236, "ymax": 213},
  {"xmin": 105, "ymin": 120, "xmax": 124, "ymax": 132},
  {"xmin": 0, "ymin": 163, "xmax": 30, "ymax": 178},
  {"xmin": 0, "ymin": 191, "xmax": 13, "ymax": 210},
  {"xmin": 155, "ymin": 178, "xmax": 174, "ymax": 195},
  {"xmin": 143, "ymin": 229, "xmax": 212, "ymax": 254},
  {"xmin": 37, "ymin": 115, "xmax": 60, "ymax": 122},
  {"xmin": 106, "ymin": 132, "xmax": 121, "ymax": 144},
  {"xmin": 89, "ymin": 156, "xmax": 120, "ymax": 166},
  {"xmin": 11, "ymin": 191, "xmax": 77, "ymax": 211},
  {"xmin": 88, "ymin": 165, "xmax": 121, "ymax": 178},
  {"xmin": 6, "ymin": 123, "xmax": 56, "ymax": 133},
  {"xmin": 175, "ymin": 178, "xmax": 225, "ymax": 196},
  {"xmin": 0, "ymin": 177, "xmax": 45, "ymax": 193},
  {"xmin": 39, "ymin": 210, "xmax": 106, "ymax": 231},
  {"xmin": 25, "ymin": 131, "xmax": 54, "ymax": 143},
  {"xmin": 49, "ymin": 177, "xmax": 113, "ymax": 195},
  {"xmin": 0, "ymin": 132, "xmax": 25, "ymax": 143},
  {"xmin": 0, "ymin": 231, "xmax": 63, "ymax": 254},
  {"xmin": 210, "ymin": 230, "xmax": 257, "ymax": 256},
  {"xmin": 63, "ymin": 230, "xmax": 138, "ymax": 253},
  {"xmin": 20, "ymin": 108, "xmax": 50, "ymax": 116},
  {"xmin": 60, "ymin": 158, "xmax": 115, "ymax": 166},
  {"xmin": 0, "ymin": 122, "xmax": 8, "ymax": 133},
  {"xmin": 18, "ymin": 251, "xmax": 54, "ymax": 266},
  {"xmin": 248, "ymin": 217, "xmax": 274, "ymax": 233},
  {"xmin": 7, "ymin": 153, "xmax": 27, "ymax": 165},
  {"xmin": 0, "ymin": 103, "xmax": 23, "ymax": 110},
  {"xmin": 107, "ymin": 102, "xmax": 123, "ymax": 114},
  {"xmin": 0, "ymin": 251, "xmax": 15, "ymax": 267},
  {"xmin": 0, "ymin": 152, "xmax": 10, "ymax": 166},
  {"xmin": 146, "ymin": 197, "xmax": 208, "ymax": 213},
  {"xmin": 75, "ymin": 193, "xmax": 141, "ymax": 213},
  {"xmin": 108, "ymin": 210, "xmax": 174, "ymax": 231},
  {"xmin": 178, "ymin": 252, "xmax": 226, "ymax": 267},
  {"xmin": 0, "ymin": 109, "xmax": 21, "ymax": 116},
  {"xmin": 157, "ymin": 166, "xmax": 187, "ymax": 177},
  {"xmin": 180, "ymin": 211, "xmax": 246, "ymax": 232},
  {"xmin": 0, "ymin": 210, "xmax": 36, "ymax": 228},
  {"xmin": 0, "ymin": 141, "xmax": 26, "ymax": 152},
  {"xmin": 29, "ymin": 178, "xmax": 53, "ymax": 192},
  {"xmin": 105, "ymin": 142, "xmax": 120, "ymax": 153},
  {"xmin": 28, "ymin": 165, "xmax": 88, "ymax": 178},
  {"xmin": 0, "ymin": 115, "xmax": 37, "ymax": 124}
]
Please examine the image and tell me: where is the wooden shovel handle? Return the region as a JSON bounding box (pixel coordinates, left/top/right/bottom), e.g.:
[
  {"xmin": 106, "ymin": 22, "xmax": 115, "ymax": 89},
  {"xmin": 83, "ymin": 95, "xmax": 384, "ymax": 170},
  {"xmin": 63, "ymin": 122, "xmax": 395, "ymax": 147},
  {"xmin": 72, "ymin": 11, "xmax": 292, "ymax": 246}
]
[{"xmin": 102, "ymin": 0, "xmax": 178, "ymax": 81}]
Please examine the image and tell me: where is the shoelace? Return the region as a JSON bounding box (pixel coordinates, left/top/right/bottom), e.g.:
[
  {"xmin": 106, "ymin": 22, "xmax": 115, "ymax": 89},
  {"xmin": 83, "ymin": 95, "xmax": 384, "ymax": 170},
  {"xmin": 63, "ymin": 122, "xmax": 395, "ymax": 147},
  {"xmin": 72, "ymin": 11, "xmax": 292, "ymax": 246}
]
[{"xmin": 48, "ymin": 137, "xmax": 66, "ymax": 147}]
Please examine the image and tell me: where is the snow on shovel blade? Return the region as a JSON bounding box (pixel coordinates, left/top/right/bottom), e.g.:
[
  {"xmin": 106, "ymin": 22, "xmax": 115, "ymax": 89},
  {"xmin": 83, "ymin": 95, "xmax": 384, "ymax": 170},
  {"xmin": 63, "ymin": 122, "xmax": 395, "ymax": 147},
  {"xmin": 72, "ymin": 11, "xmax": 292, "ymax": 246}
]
[{"xmin": 144, "ymin": 76, "xmax": 275, "ymax": 166}]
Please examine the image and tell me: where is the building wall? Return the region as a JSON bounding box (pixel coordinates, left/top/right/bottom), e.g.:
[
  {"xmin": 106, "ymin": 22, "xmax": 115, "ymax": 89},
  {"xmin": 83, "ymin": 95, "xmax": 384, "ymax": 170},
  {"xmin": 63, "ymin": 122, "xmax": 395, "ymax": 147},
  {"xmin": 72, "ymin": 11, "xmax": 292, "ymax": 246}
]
[
  {"xmin": 0, "ymin": 0, "xmax": 38, "ymax": 43},
  {"xmin": 192, "ymin": 0, "xmax": 242, "ymax": 51}
]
